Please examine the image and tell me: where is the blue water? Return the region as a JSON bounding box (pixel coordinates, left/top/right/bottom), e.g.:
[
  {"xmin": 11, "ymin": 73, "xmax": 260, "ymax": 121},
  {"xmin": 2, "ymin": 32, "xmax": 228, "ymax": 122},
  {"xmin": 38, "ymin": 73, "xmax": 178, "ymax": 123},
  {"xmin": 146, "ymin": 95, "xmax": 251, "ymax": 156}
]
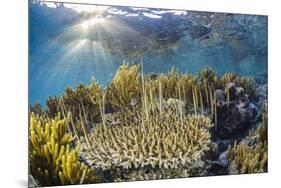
[{"xmin": 29, "ymin": 1, "xmax": 267, "ymax": 106}]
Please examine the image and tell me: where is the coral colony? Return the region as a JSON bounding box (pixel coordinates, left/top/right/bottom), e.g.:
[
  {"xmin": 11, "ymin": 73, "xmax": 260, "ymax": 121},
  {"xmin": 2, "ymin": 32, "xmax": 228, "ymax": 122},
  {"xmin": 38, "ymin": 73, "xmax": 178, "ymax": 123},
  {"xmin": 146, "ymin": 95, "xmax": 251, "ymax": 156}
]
[{"xmin": 29, "ymin": 2, "xmax": 268, "ymax": 187}]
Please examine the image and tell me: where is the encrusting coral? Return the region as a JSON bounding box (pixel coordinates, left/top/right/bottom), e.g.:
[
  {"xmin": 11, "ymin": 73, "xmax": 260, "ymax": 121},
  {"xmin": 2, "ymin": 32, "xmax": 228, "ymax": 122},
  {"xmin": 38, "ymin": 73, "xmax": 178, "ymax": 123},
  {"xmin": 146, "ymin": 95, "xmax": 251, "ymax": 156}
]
[
  {"xmin": 81, "ymin": 107, "xmax": 215, "ymax": 180},
  {"xmin": 29, "ymin": 112, "xmax": 100, "ymax": 186}
]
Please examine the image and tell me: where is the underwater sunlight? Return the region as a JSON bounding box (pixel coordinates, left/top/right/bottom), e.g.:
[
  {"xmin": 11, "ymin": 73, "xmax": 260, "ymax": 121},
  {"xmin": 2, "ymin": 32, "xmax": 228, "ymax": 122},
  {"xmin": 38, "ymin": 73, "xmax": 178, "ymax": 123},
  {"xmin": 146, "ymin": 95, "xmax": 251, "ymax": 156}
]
[{"xmin": 28, "ymin": 1, "xmax": 268, "ymax": 187}]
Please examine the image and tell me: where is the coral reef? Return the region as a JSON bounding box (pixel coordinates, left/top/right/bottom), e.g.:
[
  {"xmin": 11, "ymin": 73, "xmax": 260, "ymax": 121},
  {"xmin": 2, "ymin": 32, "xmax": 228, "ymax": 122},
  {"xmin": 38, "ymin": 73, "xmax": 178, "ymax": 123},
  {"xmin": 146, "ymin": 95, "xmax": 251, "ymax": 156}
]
[
  {"xmin": 29, "ymin": 2, "xmax": 268, "ymax": 184},
  {"xmin": 45, "ymin": 96, "xmax": 60, "ymax": 118},
  {"xmin": 105, "ymin": 63, "xmax": 142, "ymax": 111},
  {"xmin": 29, "ymin": 113, "xmax": 100, "ymax": 186},
  {"xmin": 30, "ymin": 102, "xmax": 44, "ymax": 116},
  {"xmin": 227, "ymin": 106, "xmax": 268, "ymax": 174},
  {"xmin": 214, "ymin": 82, "xmax": 258, "ymax": 139},
  {"xmin": 81, "ymin": 107, "xmax": 214, "ymax": 181},
  {"xmin": 60, "ymin": 82, "xmax": 102, "ymax": 122},
  {"xmin": 29, "ymin": 63, "xmax": 267, "ymax": 184},
  {"xmin": 256, "ymin": 83, "xmax": 268, "ymax": 110},
  {"xmin": 220, "ymin": 72, "xmax": 255, "ymax": 97},
  {"xmin": 32, "ymin": 64, "xmax": 257, "ymax": 126},
  {"xmin": 227, "ymin": 142, "xmax": 267, "ymax": 174}
]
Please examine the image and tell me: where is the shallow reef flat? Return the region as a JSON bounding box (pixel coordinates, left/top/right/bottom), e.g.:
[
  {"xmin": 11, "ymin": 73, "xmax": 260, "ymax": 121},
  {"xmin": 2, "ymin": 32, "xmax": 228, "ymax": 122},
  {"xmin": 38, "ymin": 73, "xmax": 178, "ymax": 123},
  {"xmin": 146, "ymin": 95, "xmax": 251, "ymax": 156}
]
[{"xmin": 29, "ymin": 63, "xmax": 268, "ymax": 186}]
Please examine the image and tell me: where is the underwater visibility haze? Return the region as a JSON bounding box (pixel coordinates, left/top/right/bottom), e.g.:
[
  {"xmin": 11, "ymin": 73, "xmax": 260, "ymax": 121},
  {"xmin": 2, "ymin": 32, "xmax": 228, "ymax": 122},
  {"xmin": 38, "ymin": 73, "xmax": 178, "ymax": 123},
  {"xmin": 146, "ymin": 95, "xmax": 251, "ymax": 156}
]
[{"xmin": 28, "ymin": 1, "xmax": 268, "ymax": 187}]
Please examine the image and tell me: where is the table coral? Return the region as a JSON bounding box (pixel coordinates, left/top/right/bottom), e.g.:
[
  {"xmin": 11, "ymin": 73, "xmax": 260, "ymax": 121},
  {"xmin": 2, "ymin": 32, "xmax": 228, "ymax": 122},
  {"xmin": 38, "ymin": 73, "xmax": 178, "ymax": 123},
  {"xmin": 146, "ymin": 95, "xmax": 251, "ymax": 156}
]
[{"xmin": 81, "ymin": 107, "xmax": 214, "ymax": 180}]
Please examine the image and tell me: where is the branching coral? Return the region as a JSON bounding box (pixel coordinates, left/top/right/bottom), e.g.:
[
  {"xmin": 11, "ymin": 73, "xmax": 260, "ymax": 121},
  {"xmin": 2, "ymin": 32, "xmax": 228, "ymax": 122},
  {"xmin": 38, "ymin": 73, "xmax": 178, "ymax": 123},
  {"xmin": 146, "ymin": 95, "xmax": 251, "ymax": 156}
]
[
  {"xmin": 30, "ymin": 102, "xmax": 44, "ymax": 116},
  {"xmin": 46, "ymin": 96, "xmax": 60, "ymax": 118},
  {"xmin": 220, "ymin": 72, "xmax": 256, "ymax": 98},
  {"xmin": 81, "ymin": 107, "xmax": 214, "ymax": 180},
  {"xmin": 144, "ymin": 66, "xmax": 256, "ymax": 118},
  {"xmin": 106, "ymin": 63, "xmax": 142, "ymax": 111},
  {"xmin": 227, "ymin": 107, "xmax": 268, "ymax": 174},
  {"xmin": 145, "ymin": 68, "xmax": 196, "ymax": 103},
  {"xmin": 60, "ymin": 80, "xmax": 102, "ymax": 123},
  {"xmin": 29, "ymin": 63, "xmax": 262, "ymax": 183},
  {"xmin": 227, "ymin": 141, "xmax": 267, "ymax": 174},
  {"xmin": 29, "ymin": 113, "xmax": 100, "ymax": 186},
  {"xmin": 157, "ymin": 67, "xmax": 181, "ymax": 99},
  {"xmin": 245, "ymin": 105, "xmax": 268, "ymax": 145},
  {"xmin": 40, "ymin": 64, "xmax": 256, "ymax": 123}
]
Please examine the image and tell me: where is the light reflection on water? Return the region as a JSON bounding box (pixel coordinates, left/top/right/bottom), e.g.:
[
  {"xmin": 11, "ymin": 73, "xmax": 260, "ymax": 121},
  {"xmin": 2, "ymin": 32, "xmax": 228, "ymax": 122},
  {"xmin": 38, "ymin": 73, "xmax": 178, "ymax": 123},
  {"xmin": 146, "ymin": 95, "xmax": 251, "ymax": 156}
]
[{"xmin": 29, "ymin": 2, "xmax": 267, "ymax": 105}]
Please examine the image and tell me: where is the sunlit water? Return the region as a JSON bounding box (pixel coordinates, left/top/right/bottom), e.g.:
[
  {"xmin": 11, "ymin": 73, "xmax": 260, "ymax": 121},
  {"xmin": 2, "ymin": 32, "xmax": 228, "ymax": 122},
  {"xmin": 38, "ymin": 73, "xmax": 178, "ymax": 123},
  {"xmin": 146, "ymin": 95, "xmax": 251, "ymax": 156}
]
[{"xmin": 29, "ymin": 1, "xmax": 267, "ymax": 105}]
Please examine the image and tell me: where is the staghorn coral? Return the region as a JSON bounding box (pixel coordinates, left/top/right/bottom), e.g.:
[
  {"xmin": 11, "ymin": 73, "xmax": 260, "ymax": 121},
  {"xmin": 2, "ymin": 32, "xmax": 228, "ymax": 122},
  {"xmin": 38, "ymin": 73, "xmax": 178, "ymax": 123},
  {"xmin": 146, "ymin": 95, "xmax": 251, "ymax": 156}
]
[
  {"xmin": 29, "ymin": 112, "xmax": 100, "ymax": 186},
  {"xmin": 81, "ymin": 107, "xmax": 214, "ymax": 180},
  {"xmin": 197, "ymin": 66, "xmax": 218, "ymax": 84},
  {"xmin": 144, "ymin": 66, "xmax": 256, "ymax": 118},
  {"xmin": 46, "ymin": 96, "xmax": 60, "ymax": 118},
  {"xmin": 106, "ymin": 63, "xmax": 142, "ymax": 111},
  {"xmin": 243, "ymin": 104, "xmax": 268, "ymax": 146},
  {"xmin": 227, "ymin": 107, "xmax": 268, "ymax": 174},
  {"xmin": 30, "ymin": 102, "xmax": 45, "ymax": 116},
  {"xmin": 144, "ymin": 68, "xmax": 202, "ymax": 117},
  {"xmin": 220, "ymin": 72, "xmax": 256, "ymax": 98},
  {"xmin": 157, "ymin": 67, "xmax": 181, "ymax": 99},
  {"xmin": 227, "ymin": 141, "xmax": 267, "ymax": 174},
  {"xmin": 42, "ymin": 64, "xmax": 256, "ymax": 123},
  {"xmin": 60, "ymin": 81, "xmax": 102, "ymax": 123},
  {"xmin": 145, "ymin": 67, "xmax": 196, "ymax": 103},
  {"xmin": 30, "ymin": 63, "xmax": 262, "ymax": 182}
]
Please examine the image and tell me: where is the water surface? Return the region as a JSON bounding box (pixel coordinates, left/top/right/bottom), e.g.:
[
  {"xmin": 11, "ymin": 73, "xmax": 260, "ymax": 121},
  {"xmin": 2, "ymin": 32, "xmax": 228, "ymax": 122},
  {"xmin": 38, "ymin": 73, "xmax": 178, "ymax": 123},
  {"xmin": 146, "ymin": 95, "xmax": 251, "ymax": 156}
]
[{"xmin": 29, "ymin": 1, "xmax": 267, "ymax": 105}]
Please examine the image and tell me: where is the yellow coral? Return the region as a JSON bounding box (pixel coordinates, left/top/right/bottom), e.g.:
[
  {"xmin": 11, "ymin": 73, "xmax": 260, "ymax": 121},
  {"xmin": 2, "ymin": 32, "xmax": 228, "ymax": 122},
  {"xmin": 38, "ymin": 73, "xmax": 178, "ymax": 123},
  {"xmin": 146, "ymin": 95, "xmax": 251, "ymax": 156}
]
[
  {"xmin": 60, "ymin": 81, "xmax": 102, "ymax": 124},
  {"xmin": 106, "ymin": 63, "xmax": 142, "ymax": 111},
  {"xmin": 43, "ymin": 64, "xmax": 256, "ymax": 121},
  {"xmin": 227, "ymin": 107, "xmax": 268, "ymax": 174},
  {"xmin": 220, "ymin": 72, "xmax": 255, "ymax": 96},
  {"xmin": 81, "ymin": 108, "xmax": 214, "ymax": 178},
  {"xmin": 29, "ymin": 113, "xmax": 99, "ymax": 186},
  {"xmin": 227, "ymin": 141, "xmax": 267, "ymax": 174}
]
